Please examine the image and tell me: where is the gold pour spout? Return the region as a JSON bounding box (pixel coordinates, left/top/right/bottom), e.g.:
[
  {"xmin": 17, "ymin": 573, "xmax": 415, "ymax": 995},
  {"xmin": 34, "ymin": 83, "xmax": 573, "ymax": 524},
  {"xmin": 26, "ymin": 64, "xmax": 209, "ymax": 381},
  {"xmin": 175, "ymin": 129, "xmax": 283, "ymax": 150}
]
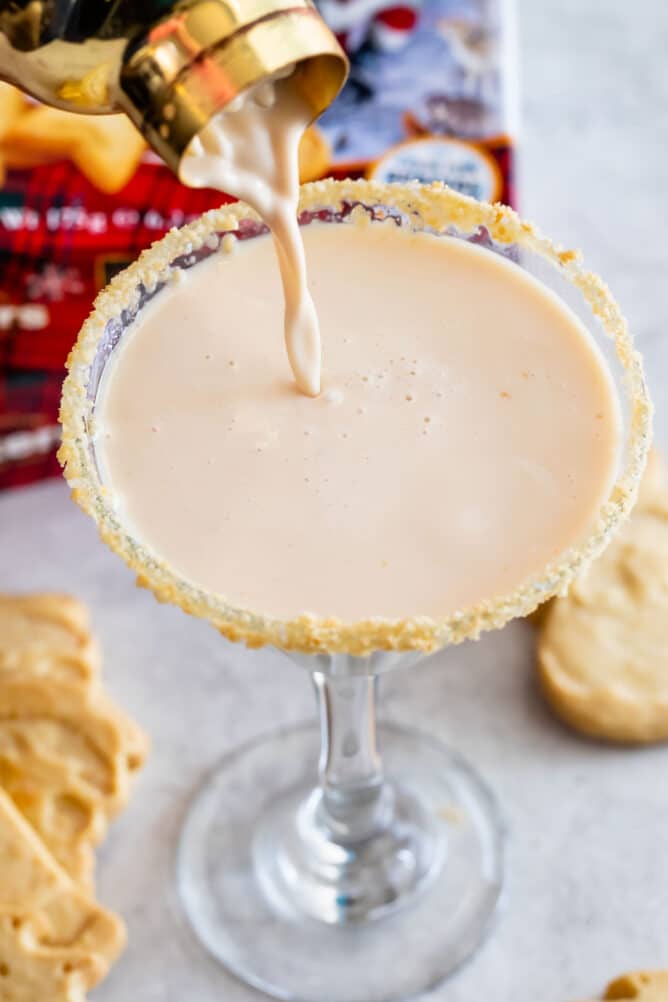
[{"xmin": 0, "ymin": 0, "xmax": 348, "ymax": 173}]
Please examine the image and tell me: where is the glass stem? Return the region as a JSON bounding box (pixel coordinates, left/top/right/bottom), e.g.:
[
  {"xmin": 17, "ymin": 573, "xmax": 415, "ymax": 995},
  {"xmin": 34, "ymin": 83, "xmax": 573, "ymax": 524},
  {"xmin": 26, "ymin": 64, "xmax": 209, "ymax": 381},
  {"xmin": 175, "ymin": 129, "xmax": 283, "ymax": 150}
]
[{"xmin": 312, "ymin": 665, "xmax": 394, "ymax": 842}]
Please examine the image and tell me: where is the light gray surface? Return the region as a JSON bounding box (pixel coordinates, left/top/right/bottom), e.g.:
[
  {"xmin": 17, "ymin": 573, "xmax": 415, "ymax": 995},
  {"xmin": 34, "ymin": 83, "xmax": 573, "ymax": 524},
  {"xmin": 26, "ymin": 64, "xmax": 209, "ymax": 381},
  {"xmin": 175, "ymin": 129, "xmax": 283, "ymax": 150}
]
[{"xmin": 1, "ymin": 2, "xmax": 668, "ymax": 999}]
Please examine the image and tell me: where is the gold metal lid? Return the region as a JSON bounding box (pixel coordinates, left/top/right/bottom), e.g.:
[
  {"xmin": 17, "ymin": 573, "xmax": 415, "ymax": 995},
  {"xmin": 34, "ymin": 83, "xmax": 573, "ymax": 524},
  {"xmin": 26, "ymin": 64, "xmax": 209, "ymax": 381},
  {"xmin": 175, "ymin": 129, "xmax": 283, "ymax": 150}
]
[{"xmin": 119, "ymin": 0, "xmax": 348, "ymax": 173}]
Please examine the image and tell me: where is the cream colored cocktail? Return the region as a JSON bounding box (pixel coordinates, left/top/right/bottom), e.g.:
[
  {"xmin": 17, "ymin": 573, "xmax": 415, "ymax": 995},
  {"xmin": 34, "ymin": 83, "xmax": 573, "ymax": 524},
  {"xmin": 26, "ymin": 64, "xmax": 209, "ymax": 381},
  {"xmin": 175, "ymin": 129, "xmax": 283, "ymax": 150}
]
[{"xmin": 95, "ymin": 219, "xmax": 620, "ymax": 623}]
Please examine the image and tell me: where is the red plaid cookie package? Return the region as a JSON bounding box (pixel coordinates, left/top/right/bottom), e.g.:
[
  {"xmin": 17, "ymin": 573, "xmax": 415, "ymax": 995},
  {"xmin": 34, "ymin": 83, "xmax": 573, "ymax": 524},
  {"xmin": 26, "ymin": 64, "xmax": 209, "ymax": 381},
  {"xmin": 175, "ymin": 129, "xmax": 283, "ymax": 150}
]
[{"xmin": 0, "ymin": 0, "xmax": 517, "ymax": 489}]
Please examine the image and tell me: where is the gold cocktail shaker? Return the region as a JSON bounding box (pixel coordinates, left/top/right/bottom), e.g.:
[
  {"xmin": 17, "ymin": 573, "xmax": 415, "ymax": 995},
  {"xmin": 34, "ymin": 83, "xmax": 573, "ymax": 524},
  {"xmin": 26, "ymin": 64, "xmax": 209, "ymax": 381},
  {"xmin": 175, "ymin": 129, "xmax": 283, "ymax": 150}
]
[{"xmin": 0, "ymin": 0, "xmax": 348, "ymax": 174}]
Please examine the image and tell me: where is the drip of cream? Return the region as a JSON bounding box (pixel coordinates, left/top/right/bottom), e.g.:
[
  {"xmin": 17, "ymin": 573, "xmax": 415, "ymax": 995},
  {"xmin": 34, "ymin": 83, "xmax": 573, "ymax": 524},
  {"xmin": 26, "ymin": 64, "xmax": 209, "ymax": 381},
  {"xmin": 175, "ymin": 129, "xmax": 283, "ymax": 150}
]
[{"xmin": 181, "ymin": 68, "xmax": 321, "ymax": 396}]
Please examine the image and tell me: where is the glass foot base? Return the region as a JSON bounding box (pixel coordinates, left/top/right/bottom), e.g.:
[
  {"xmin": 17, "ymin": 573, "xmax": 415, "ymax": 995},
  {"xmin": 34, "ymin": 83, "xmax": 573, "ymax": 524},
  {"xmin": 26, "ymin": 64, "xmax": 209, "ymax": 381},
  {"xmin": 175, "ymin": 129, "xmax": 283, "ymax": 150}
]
[
  {"xmin": 177, "ymin": 722, "xmax": 505, "ymax": 1002},
  {"xmin": 254, "ymin": 779, "xmax": 442, "ymax": 925}
]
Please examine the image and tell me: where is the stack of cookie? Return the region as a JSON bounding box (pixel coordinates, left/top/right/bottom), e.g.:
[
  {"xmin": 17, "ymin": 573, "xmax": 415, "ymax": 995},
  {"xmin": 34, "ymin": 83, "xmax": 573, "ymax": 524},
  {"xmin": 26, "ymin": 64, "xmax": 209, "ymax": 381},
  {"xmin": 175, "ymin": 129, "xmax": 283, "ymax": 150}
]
[
  {"xmin": 536, "ymin": 449, "xmax": 668, "ymax": 744},
  {"xmin": 0, "ymin": 594, "xmax": 148, "ymax": 1001}
]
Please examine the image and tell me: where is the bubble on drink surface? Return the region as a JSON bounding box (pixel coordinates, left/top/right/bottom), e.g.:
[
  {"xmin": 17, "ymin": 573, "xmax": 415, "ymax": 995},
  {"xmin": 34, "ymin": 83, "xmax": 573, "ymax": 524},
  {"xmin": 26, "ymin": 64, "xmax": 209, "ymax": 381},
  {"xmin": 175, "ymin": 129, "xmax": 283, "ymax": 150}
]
[{"xmin": 323, "ymin": 388, "xmax": 344, "ymax": 405}]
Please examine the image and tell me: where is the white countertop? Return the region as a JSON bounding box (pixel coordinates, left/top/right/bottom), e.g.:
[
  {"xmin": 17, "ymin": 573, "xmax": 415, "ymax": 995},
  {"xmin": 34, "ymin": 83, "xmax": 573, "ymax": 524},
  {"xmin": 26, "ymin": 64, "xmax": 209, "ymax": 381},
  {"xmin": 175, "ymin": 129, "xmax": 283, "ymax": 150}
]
[{"xmin": 2, "ymin": 2, "xmax": 668, "ymax": 999}]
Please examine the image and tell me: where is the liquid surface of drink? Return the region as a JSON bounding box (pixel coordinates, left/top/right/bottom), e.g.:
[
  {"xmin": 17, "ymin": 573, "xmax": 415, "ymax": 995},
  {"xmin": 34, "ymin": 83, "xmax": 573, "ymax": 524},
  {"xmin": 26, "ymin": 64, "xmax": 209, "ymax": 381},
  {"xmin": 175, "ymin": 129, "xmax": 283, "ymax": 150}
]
[{"xmin": 96, "ymin": 222, "xmax": 620, "ymax": 621}]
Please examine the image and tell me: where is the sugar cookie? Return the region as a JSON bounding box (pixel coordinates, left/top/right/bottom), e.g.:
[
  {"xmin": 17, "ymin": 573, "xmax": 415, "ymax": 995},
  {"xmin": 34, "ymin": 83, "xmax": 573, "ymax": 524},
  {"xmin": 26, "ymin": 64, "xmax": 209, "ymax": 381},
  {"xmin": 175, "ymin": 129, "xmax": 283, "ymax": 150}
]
[
  {"xmin": 4, "ymin": 106, "xmax": 146, "ymax": 193},
  {"xmin": 0, "ymin": 677, "xmax": 148, "ymax": 886},
  {"xmin": 0, "ymin": 789, "xmax": 125, "ymax": 999},
  {"xmin": 537, "ymin": 492, "xmax": 668, "ymax": 743},
  {"xmin": 0, "ymin": 594, "xmax": 100, "ymax": 687},
  {"xmin": 583, "ymin": 969, "xmax": 668, "ymax": 1000}
]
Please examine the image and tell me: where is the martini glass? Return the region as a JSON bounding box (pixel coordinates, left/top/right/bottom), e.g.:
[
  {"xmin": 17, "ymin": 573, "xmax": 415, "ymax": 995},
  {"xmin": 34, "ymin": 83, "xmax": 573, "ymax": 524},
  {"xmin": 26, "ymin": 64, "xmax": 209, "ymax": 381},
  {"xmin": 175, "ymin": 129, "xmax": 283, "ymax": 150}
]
[{"xmin": 60, "ymin": 180, "xmax": 650, "ymax": 1002}]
